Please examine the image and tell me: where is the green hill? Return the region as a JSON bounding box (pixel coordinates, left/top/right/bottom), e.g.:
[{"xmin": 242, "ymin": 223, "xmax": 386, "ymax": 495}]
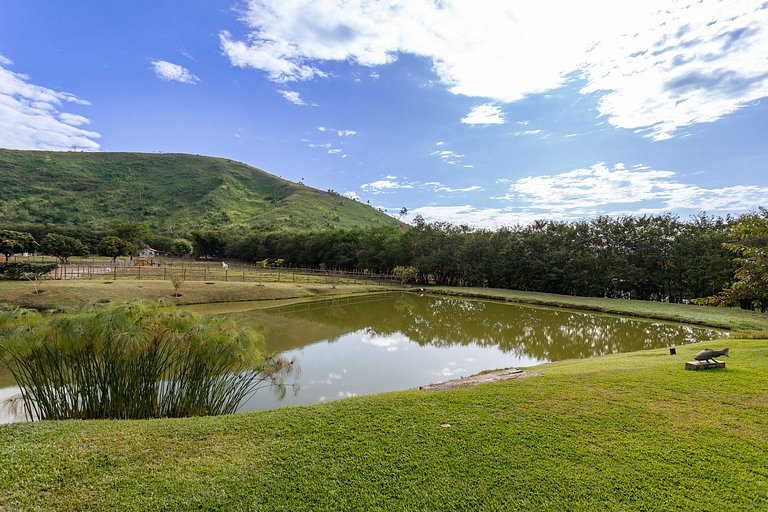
[{"xmin": 0, "ymin": 150, "xmax": 399, "ymax": 234}]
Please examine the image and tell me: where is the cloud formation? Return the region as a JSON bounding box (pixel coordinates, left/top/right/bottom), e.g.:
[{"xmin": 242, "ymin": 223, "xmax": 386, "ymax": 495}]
[
  {"xmin": 361, "ymin": 178, "xmax": 414, "ymax": 194},
  {"xmin": 0, "ymin": 54, "xmax": 100, "ymax": 150},
  {"xmin": 278, "ymin": 89, "xmax": 306, "ymax": 105},
  {"xmin": 151, "ymin": 60, "xmax": 199, "ymax": 84},
  {"xmin": 409, "ymin": 162, "xmax": 768, "ymax": 228},
  {"xmin": 221, "ymin": 0, "xmax": 768, "ymax": 139},
  {"xmin": 499, "ymin": 162, "xmax": 768, "ymax": 213},
  {"xmin": 359, "ymin": 176, "xmax": 481, "ymax": 195},
  {"xmin": 461, "ymin": 104, "xmax": 505, "ymax": 125}
]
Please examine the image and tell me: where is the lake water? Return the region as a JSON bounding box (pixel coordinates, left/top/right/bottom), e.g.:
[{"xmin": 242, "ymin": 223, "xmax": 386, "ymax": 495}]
[{"xmin": 0, "ymin": 293, "xmax": 723, "ymax": 422}]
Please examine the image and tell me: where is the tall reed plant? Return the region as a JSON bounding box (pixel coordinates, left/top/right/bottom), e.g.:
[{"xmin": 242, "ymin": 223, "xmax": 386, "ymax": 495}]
[{"xmin": 0, "ymin": 301, "xmax": 294, "ymax": 421}]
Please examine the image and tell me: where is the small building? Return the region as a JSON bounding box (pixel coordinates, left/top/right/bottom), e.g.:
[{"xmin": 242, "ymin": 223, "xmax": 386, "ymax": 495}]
[{"xmin": 139, "ymin": 247, "xmax": 162, "ymax": 258}]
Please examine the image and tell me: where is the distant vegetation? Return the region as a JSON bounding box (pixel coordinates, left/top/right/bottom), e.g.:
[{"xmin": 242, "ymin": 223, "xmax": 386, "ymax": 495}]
[
  {"xmin": 0, "ymin": 150, "xmax": 400, "ymax": 234},
  {"xmin": 220, "ymin": 209, "xmax": 768, "ymax": 308},
  {"xmin": 4, "ymin": 211, "xmax": 767, "ymax": 308}
]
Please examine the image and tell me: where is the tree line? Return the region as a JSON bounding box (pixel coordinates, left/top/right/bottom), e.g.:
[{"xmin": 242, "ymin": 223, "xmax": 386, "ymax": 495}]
[
  {"xmin": 3, "ymin": 210, "xmax": 767, "ymax": 308},
  {"xmin": 226, "ymin": 214, "xmax": 737, "ymax": 303}
]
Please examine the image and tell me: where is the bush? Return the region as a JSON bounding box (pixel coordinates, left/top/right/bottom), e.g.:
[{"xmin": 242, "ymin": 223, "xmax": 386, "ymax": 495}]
[
  {"xmin": 0, "ymin": 301, "xmax": 295, "ymax": 420},
  {"xmin": 0, "ymin": 262, "xmax": 57, "ymax": 280}
]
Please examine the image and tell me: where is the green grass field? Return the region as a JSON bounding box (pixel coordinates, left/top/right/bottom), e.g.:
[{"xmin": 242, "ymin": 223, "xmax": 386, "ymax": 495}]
[{"xmin": 0, "ymin": 284, "xmax": 766, "ymax": 510}]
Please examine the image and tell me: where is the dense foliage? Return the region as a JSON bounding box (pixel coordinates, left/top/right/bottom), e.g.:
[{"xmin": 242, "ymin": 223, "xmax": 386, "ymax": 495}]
[
  {"xmin": 701, "ymin": 207, "xmax": 768, "ymax": 310},
  {"xmin": 0, "ymin": 262, "xmax": 57, "ymax": 280},
  {"xmin": 39, "ymin": 233, "xmax": 89, "ymax": 263},
  {"xmin": 0, "ymin": 302, "xmax": 294, "ymax": 420},
  {"xmin": 226, "ymin": 214, "xmax": 736, "ymax": 302},
  {"xmin": 0, "ymin": 229, "xmax": 37, "ymax": 260},
  {"xmin": 4, "ymin": 210, "xmax": 765, "ymax": 306}
]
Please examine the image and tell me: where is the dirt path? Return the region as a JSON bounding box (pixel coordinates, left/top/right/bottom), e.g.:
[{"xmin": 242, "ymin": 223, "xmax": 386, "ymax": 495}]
[{"xmin": 421, "ymin": 368, "xmax": 543, "ymax": 391}]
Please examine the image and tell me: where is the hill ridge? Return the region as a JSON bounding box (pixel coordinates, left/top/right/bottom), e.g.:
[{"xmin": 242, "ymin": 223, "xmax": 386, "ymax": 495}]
[{"xmin": 0, "ymin": 149, "xmax": 399, "ymax": 234}]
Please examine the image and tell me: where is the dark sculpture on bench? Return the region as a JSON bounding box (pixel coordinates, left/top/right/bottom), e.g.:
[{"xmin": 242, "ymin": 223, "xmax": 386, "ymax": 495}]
[{"xmin": 694, "ymin": 348, "xmax": 729, "ymax": 361}]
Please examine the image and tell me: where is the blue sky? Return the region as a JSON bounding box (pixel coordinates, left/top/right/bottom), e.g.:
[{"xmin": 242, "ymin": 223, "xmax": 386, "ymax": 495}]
[{"xmin": 1, "ymin": 0, "xmax": 767, "ymax": 227}]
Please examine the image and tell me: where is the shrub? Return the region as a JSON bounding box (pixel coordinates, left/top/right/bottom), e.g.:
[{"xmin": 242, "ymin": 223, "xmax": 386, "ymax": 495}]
[
  {"xmin": 0, "ymin": 262, "xmax": 57, "ymax": 280},
  {"xmin": 0, "ymin": 301, "xmax": 294, "ymax": 420}
]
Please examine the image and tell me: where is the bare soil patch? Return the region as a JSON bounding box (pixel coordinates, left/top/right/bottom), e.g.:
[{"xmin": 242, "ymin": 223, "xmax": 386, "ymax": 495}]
[{"xmin": 421, "ymin": 368, "xmax": 543, "ymax": 391}]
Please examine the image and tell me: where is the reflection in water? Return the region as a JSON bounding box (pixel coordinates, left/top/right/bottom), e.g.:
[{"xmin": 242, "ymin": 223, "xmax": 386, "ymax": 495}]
[
  {"xmin": 233, "ymin": 293, "xmax": 719, "ymax": 361},
  {"xmin": 226, "ymin": 293, "xmax": 721, "ymax": 412},
  {"xmin": 1, "ymin": 293, "xmax": 722, "ymax": 422}
]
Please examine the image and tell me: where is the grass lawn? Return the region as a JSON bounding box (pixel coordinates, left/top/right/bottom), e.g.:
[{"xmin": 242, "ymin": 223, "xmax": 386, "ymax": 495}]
[{"xmin": 0, "ymin": 285, "xmax": 766, "ymax": 510}]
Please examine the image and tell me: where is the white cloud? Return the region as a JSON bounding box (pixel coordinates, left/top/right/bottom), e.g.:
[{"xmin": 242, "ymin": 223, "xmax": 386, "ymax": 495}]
[
  {"xmin": 328, "ymin": 148, "xmax": 343, "ymax": 154},
  {"xmin": 278, "ymin": 89, "xmax": 306, "ymax": 105},
  {"xmin": 424, "ymin": 182, "xmax": 482, "ymax": 193},
  {"xmin": 58, "ymin": 113, "xmax": 90, "ymax": 126},
  {"xmin": 360, "ymin": 177, "xmax": 414, "ymax": 194},
  {"xmin": 150, "ymin": 60, "xmax": 199, "ymax": 84},
  {"xmin": 430, "ymin": 149, "xmax": 465, "ymax": 165},
  {"xmin": 337, "ymin": 129, "xmax": 357, "ymax": 136},
  {"xmin": 461, "ymin": 104, "xmax": 505, "ymax": 125},
  {"xmin": 0, "ymin": 55, "xmax": 100, "ymax": 150},
  {"xmin": 317, "ymin": 126, "xmax": 328, "ymax": 132},
  {"xmin": 435, "ymin": 141, "xmax": 446, "ymax": 146},
  {"xmin": 411, "ymin": 205, "xmax": 545, "ymax": 228},
  {"xmin": 411, "ymin": 161, "xmax": 768, "ymax": 228},
  {"xmin": 498, "ymin": 162, "xmax": 768, "ymax": 213},
  {"xmin": 515, "ymin": 129, "xmax": 541, "ymax": 136},
  {"xmin": 221, "ymin": 0, "xmax": 768, "ymax": 139},
  {"xmin": 343, "ymin": 191, "xmax": 360, "ymax": 200}
]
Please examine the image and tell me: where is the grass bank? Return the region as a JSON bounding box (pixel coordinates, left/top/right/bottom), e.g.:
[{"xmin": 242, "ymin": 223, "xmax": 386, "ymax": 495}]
[
  {"xmin": 0, "ymin": 337, "xmax": 766, "ymax": 511},
  {"xmin": 428, "ymin": 285, "xmax": 768, "ymax": 332}
]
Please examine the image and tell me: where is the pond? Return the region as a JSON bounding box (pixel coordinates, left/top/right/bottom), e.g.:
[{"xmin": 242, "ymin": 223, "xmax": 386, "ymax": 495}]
[
  {"xmin": 0, "ymin": 293, "xmax": 723, "ymax": 422},
  {"xmin": 222, "ymin": 292, "xmax": 721, "ymax": 412}
]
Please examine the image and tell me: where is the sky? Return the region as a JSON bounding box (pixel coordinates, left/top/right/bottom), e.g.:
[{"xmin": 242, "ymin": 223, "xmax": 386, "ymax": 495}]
[{"xmin": 1, "ymin": 0, "xmax": 767, "ymax": 228}]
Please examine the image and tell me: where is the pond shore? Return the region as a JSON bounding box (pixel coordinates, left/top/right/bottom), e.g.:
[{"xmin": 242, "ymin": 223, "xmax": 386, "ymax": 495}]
[{"xmin": 1, "ymin": 282, "xmax": 767, "ymax": 510}]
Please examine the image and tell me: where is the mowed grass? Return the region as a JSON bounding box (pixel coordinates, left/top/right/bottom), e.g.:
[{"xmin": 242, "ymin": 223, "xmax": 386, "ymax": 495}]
[{"xmin": 0, "ymin": 337, "xmax": 766, "ymax": 511}]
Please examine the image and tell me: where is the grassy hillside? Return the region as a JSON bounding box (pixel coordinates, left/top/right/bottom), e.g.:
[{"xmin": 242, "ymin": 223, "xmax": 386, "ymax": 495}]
[{"xmin": 0, "ymin": 150, "xmax": 400, "ymax": 233}]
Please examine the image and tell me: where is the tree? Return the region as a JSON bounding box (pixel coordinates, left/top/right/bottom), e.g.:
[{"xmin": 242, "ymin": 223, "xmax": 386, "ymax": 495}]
[
  {"xmin": 97, "ymin": 236, "xmax": 132, "ymax": 264},
  {"xmin": 191, "ymin": 232, "xmax": 227, "ymax": 259},
  {"xmin": 110, "ymin": 221, "xmax": 150, "ymax": 248},
  {"xmin": 704, "ymin": 209, "xmax": 768, "ymax": 310},
  {"xmin": 393, "ymin": 265, "xmax": 417, "ymax": 287},
  {"xmin": 0, "ymin": 230, "xmax": 37, "ymax": 260},
  {"xmin": 40, "ymin": 234, "xmax": 88, "ymax": 264},
  {"xmin": 168, "ymin": 238, "xmax": 193, "ymax": 258}
]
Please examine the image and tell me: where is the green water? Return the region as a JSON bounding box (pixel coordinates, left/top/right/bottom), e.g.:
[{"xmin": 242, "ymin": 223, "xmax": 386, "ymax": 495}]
[{"xmin": 223, "ymin": 293, "xmax": 722, "ymax": 411}]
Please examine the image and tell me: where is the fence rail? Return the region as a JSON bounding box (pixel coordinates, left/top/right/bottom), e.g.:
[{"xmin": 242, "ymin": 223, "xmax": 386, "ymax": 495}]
[{"xmin": 38, "ymin": 262, "xmax": 400, "ymax": 286}]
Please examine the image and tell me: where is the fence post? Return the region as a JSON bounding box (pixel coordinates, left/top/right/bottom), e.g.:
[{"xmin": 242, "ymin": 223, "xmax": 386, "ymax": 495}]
[
  {"xmin": 163, "ymin": 267, "xmax": 167, "ymax": 280},
  {"xmin": 225, "ymin": 269, "xmax": 228, "ymax": 282},
  {"xmin": 183, "ymin": 268, "xmax": 186, "ymax": 281}
]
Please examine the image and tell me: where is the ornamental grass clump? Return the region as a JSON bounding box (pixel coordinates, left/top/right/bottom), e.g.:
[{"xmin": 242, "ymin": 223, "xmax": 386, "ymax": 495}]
[{"xmin": 0, "ymin": 301, "xmax": 294, "ymax": 421}]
